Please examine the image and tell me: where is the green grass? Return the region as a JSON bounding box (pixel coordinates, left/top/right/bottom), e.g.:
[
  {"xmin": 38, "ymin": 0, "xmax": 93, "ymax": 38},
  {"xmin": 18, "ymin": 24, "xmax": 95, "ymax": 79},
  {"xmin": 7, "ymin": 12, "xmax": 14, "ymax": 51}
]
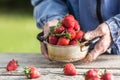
[{"xmin": 0, "ymin": 12, "xmax": 41, "ymax": 53}]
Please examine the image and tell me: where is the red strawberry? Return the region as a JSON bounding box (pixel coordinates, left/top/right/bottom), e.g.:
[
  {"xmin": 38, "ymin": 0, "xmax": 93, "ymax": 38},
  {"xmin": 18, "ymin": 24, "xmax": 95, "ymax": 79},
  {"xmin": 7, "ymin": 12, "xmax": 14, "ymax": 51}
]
[
  {"xmin": 62, "ymin": 14, "xmax": 75, "ymax": 29},
  {"xmin": 85, "ymin": 69, "xmax": 101, "ymax": 80},
  {"xmin": 102, "ymin": 72, "xmax": 114, "ymax": 80},
  {"xmin": 48, "ymin": 35, "xmax": 58, "ymax": 45},
  {"xmin": 6, "ymin": 59, "xmax": 18, "ymax": 71},
  {"xmin": 57, "ymin": 37, "xmax": 69, "ymax": 46},
  {"xmin": 74, "ymin": 20, "xmax": 80, "ymax": 31},
  {"xmin": 54, "ymin": 26, "xmax": 65, "ymax": 34},
  {"xmin": 24, "ymin": 66, "xmax": 41, "ymax": 79},
  {"xmin": 66, "ymin": 29, "xmax": 76, "ymax": 39},
  {"xmin": 64, "ymin": 63, "xmax": 77, "ymax": 76},
  {"xmin": 69, "ymin": 39, "xmax": 78, "ymax": 45},
  {"xmin": 75, "ymin": 30, "xmax": 85, "ymax": 40},
  {"xmin": 85, "ymin": 76, "xmax": 101, "ymax": 80}
]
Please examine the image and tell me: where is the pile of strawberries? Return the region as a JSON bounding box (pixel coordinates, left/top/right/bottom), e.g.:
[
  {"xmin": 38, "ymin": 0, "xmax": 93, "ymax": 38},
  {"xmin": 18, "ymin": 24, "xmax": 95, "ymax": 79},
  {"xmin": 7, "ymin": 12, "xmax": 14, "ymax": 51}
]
[{"xmin": 48, "ymin": 14, "xmax": 85, "ymax": 46}]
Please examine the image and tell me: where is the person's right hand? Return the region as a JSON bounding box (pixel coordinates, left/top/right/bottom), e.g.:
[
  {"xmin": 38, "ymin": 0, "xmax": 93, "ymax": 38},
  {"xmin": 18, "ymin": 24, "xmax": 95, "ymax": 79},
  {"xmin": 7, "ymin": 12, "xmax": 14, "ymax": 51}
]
[{"xmin": 40, "ymin": 19, "xmax": 59, "ymax": 60}]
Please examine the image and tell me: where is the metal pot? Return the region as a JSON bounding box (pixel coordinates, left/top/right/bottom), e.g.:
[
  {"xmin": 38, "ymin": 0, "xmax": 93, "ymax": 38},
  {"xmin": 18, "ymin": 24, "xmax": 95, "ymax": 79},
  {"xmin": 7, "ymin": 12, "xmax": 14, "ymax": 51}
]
[{"xmin": 37, "ymin": 32, "xmax": 89, "ymax": 62}]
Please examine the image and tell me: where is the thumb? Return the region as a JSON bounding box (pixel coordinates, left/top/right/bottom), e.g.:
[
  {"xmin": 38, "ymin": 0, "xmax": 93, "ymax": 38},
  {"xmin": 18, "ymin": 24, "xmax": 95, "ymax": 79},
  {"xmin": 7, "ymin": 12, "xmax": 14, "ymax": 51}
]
[{"xmin": 43, "ymin": 19, "xmax": 59, "ymax": 38}]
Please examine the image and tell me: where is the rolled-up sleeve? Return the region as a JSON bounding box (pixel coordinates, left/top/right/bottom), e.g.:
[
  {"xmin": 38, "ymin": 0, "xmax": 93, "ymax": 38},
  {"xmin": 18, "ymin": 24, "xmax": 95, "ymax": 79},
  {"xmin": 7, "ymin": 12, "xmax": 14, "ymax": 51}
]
[
  {"xmin": 31, "ymin": 0, "xmax": 68, "ymax": 28},
  {"xmin": 106, "ymin": 14, "xmax": 120, "ymax": 54}
]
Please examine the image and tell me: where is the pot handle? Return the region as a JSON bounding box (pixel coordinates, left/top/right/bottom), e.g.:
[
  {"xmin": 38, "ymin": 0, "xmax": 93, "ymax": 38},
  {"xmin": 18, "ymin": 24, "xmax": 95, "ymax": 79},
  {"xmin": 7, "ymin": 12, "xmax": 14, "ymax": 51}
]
[
  {"xmin": 80, "ymin": 40, "xmax": 91, "ymax": 52},
  {"xmin": 37, "ymin": 31, "xmax": 46, "ymax": 42}
]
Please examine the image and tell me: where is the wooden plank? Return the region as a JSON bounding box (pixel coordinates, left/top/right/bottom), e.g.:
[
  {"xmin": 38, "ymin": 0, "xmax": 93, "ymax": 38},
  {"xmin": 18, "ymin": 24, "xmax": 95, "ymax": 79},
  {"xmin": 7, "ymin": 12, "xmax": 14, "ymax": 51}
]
[
  {"xmin": 0, "ymin": 75, "xmax": 84, "ymax": 80},
  {"xmin": 0, "ymin": 68, "xmax": 120, "ymax": 79},
  {"xmin": 0, "ymin": 76, "xmax": 120, "ymax": 80},
  {"xmin": 0, "ymin": 68, "xmax": 120, "ymax": 76},
  {"xmin": 0, "ymin": 53, "xmax": 120, "ymax": 79},
  {"xmin": 0, "ymin": 53, "xmax": 120, "ymax": 69}
]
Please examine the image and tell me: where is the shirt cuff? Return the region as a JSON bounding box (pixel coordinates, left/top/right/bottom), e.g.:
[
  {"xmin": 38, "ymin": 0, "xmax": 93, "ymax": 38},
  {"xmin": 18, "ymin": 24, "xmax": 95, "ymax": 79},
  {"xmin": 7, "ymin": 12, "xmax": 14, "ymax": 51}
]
[{"xmin": 105, "ymin": 16, "xmax": 120, "ymax": 54}]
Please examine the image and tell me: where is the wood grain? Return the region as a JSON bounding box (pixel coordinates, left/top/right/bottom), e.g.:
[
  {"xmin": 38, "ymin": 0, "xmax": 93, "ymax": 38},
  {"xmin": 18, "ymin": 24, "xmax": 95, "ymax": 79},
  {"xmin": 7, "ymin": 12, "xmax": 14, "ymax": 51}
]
[{"xmin": 0, "ymin": 53, "xmax": 120, "ymax": 80}]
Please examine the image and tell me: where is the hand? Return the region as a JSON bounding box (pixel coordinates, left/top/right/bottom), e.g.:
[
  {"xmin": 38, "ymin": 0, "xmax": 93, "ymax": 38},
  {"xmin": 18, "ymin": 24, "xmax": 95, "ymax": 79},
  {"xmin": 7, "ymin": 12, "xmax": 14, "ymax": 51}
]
[
  {"xmin": 40, "ymin": 19, "xmax": 59, "ymax": 60},
  {"xmin": 81, "ymin": 22, "xmax": 112, "ymax": 62},
  {"xmin": 43, "ymin": 19, "xmax": 59, "ymax": 38}
]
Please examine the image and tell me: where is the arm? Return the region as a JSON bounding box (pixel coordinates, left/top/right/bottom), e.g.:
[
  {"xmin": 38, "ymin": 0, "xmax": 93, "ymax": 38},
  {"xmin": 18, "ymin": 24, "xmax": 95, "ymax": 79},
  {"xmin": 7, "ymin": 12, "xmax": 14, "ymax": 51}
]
[
  {"xmin": 106, "ymin": 14, "xmax": 120, "ymax": 55},
  {"xmin": 31, "ymin": 0, "xmax": 68, "ymax": 28},
  {"xmin": 31, "ymin": 0, "xmax": 69, "ymax": 59}
]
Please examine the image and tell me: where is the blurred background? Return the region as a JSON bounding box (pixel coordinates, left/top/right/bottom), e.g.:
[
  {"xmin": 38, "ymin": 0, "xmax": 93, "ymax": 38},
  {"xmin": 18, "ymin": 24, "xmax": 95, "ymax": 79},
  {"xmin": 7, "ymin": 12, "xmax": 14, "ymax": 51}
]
[{"xmin": 0, "ymin": 0, "xmax": 41, "ymax": 53}]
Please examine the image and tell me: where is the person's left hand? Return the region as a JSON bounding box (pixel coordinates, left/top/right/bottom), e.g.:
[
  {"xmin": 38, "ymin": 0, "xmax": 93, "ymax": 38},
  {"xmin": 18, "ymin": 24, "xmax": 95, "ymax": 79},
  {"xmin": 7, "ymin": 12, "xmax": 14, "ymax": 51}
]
[{"xmin": 81, "ymin": 22, "xmax": 112, "ymax": 62}]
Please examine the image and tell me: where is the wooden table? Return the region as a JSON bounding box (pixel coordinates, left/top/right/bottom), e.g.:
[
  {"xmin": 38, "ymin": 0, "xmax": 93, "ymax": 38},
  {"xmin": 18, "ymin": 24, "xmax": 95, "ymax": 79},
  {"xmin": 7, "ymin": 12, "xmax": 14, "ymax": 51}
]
[{"xmin": 0, "ymin": 53, "xmax": 120, "ymax": 80}]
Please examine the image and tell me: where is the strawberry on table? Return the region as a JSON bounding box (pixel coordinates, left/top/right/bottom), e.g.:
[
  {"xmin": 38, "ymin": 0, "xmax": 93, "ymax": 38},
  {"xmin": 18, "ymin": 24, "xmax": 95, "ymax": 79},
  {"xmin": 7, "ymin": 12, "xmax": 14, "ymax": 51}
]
[
  {"xmin": 63, "ymin": 63, "xmax": 77, "ymax": 76},
  {"xmin": 84, "ymin": 69, "xmax": 114, "ymax": 80},
  {"xmin": 101, "ymin": 72, "xmax": 114, "ymax": 80},
  {"xmin": 85, "ymin": 76, "xmax": 101, "ymax": 80},
  {"xmin": 6, "ymin": 59, "xmax": 18, "ymax": 72},
  {"xmin": 24, "ymin": 66, "xmax": 41, "ymax": 79},
  {"xmin": 85, "ymin": 69, "xmax": 101, "ymax": 80}
]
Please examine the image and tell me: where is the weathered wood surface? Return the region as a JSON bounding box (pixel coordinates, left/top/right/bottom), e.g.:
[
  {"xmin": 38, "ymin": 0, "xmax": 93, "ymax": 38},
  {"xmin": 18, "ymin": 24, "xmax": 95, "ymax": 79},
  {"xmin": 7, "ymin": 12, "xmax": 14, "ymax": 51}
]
[{"xmin": 0, "ymin": 53, "xmax": 120, "ymax": 80}]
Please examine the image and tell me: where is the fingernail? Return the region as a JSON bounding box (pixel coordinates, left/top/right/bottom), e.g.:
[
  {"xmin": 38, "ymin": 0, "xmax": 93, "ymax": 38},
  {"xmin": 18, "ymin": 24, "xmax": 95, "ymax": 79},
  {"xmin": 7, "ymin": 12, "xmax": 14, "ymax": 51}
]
[{"xmin": 84, "ymin": 32, "xmax": 91, "ymax": 40}]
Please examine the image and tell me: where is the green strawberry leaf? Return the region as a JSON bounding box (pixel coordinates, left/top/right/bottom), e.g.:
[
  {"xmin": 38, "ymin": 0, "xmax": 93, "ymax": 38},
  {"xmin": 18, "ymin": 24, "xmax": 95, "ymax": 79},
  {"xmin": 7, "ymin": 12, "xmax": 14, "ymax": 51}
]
[
  {"xmin": 65, "ymin": 32, "xmax": 71, "ymax": 39},
  {"xmin": 23, "ymin": 67, "xmax": 31, "ymax": 78},
  {"xmin": 57, "ymin": 20, "xmax": 62, "ymax": 27},
  {"xmin": 50, "ymin": 26, "xmax": 56, "ymax": 33}
]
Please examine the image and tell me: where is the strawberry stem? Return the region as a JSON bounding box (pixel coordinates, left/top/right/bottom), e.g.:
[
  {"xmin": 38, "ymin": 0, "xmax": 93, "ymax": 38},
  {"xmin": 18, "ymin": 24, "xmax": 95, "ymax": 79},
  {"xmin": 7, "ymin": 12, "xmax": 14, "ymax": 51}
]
[
  {"xmin": 104, "ymin": 69, "xmax": 107, "ymax": 73},
  {"xmin": 50, "ymin": 26, "xmax": 56, "ymax": 33},
  {"xmin": 23, "ymin": 67, "xmax": 31, "ymax": 78},
  {"xmin": 65, "ymin": 32, "xmax": 71, "ymax": 39},
  {"xmin": 57, "ymin": 20, "xmax": 62, "ymax": 27}
]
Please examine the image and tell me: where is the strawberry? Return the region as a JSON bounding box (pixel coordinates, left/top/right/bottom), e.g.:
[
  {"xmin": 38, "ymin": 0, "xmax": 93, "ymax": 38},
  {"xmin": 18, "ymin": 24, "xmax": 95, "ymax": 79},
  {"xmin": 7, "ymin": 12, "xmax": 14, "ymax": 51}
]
[
  {"xmin": 69, "ymin": 39, "xmax": 78, "ymax": 45},
  {"xmin": 85, "ymin": 76, "xmax": 101, "ymax": 80},
  {"xmin": 54, "ymin": 26, "xmax": 65, "ymax": 34},
  {"xmin": 85, "ymin": 69, "xmax": 101, "ymax": 80},
  {"xmin": 64, "ymin": 63, "xmax": 77, "ymax": 76},
  {"xmin": 75, "ymin": 30, "xmax": 85, "ymax": 40},
  {"xmin": 101, "ymin": 72, "xmax": 114, "ymax": 80},
  {"xmin": 74, "ymin": 20, "xmax": 80, "ymax": 31},
  {"xmin": 24, "ymin": 66, "xmax": 41, "ymax": 79},
  {"xmin": 57, "ymin": 37, "xmax": 69, "ymax": 46},
  {"xmin": 62, "ymin": 14, "xmax": 75, "ymax": 29},
  {"xmin": 48, "ymin": 35, "xmax": 58, "ymax": 45},
  {"xmin": 6, "ymin": 59, "xmax": 18, "ymax": 72},
  {"xmin": 66, "ymin": 29, "xmax": 76, "ymax": 39}
]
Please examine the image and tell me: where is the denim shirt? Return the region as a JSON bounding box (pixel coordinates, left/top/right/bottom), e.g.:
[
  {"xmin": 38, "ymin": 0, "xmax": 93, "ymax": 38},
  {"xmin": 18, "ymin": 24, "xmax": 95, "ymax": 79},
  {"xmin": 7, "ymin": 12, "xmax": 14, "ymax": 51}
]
[{"xmin": 31, "ymin": 0, "xmax": 120, "ymax": 54}]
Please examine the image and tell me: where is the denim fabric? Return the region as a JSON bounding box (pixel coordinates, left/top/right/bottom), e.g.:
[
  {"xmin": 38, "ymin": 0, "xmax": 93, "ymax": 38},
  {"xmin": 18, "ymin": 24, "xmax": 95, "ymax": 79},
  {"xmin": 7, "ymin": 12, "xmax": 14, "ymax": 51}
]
[
  {"xmin": 106, "ymin": 14, "xmax": 120, "ymax": 54},
  {"xmin": 31, "ymin": 0, "xmax": 120, "ymax": 54},
  {"xmin": 31, "ymin": 0, "xmax": 68, "ymax": 29}
]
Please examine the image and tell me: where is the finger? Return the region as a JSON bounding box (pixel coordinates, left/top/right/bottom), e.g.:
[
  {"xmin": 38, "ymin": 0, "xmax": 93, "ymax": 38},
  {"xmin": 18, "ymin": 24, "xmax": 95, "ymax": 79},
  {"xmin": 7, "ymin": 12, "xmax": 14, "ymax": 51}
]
[
  {"xmin": 40, "ymin": 42, "xmax": 52, "ymax": 61},
  {"xmin": 43, "ymin": 19, "xmax": 59, "ymax": 38},
  {"xmin": 91, "ymin": 35, "xmax": 111, "ymax": 54},
  {"xmin": 82, "ymin": 35, "xmax": 111, "ymax": 62},
  {"xmin": 84, "ymin": 27, "xmax": 103, "ymax": 41},
  {"xmin": 81, "ymin": 53, "xmax": 95, "ymax": 63},
  {"xmin": 84, "ymin": 23, "xmax": 109, "ymax": 41}
]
